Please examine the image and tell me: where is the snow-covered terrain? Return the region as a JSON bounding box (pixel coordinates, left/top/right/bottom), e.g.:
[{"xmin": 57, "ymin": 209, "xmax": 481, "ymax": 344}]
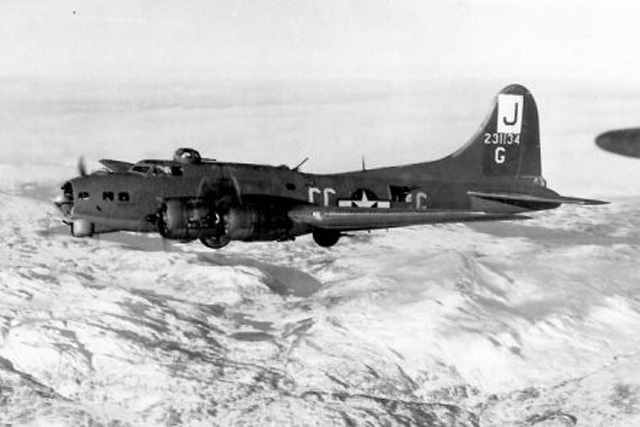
[{"xmin": 2, "ymin": 79, "xmax": 640, "ymax": 426}]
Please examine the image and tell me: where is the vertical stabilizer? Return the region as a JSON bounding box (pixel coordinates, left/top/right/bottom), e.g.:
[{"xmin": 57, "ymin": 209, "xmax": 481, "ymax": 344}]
[{"xmin": 445, "ymin": 84, "xmax": 542, "ymax": 180}]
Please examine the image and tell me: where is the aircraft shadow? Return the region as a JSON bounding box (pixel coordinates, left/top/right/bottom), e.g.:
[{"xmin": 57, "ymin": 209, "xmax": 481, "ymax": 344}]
[{"xmin": 199, "ymin": 253, "xmax": 323, "ymax": 298}]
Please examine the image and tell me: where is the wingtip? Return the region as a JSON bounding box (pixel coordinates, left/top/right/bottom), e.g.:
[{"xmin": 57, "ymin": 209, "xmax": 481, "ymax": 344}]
[
  {"xmin": 595, "ymin": 128, "xmax": 640, "ymax": 158},
  {"xmin": 583, "ymin": 199, "xmax": 609, "ymax": 206},
  {"xmin": 567, "ymin": 197, "xmax": 609, "ymax": 206}
]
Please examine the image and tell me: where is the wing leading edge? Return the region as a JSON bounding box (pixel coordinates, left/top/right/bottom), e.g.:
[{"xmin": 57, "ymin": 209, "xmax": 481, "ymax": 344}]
[{"xmin": 288, "ymin": 206, "xmax": 529, "ymax": 231}]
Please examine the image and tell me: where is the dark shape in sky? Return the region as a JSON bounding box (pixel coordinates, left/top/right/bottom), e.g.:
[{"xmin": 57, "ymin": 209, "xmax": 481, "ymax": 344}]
[{"xmin": 596, "ymin": 128, "xmax": 640, "ymax": 158}]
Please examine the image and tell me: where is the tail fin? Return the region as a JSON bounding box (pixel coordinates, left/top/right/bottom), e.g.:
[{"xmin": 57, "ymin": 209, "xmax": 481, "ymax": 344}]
[{"xmin": 445, "ymin": 84, "xmax": 542, "ymax": 180}]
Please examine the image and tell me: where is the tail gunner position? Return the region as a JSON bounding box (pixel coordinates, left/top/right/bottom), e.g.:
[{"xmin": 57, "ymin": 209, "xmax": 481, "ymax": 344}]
[{"xmin": 55, "ymin": 85, "xmax": 605, "ymax": 249}]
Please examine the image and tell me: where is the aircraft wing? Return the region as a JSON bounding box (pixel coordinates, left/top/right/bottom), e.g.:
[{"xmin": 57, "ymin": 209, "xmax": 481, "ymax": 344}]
[
  {"xmin": 468, "ymin": 191, "xmax": 608, "ymax": 206},
  {"xmin": 596, "ymin": 128, "xmax": 640, "ymax": 158},
  {"xmin": 288, "ymin": 206, "xmax": 528, "ymax": 231},
  {"xmin": 99, "ymin": 159, "xmax": 134, "ymax": 173}
]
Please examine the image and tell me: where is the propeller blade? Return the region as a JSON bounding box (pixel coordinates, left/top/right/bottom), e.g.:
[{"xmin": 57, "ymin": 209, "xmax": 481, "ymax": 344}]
[
  {"xmin": 77, "ymin": 156, "xmax": 88, "ymax": 177},
  {"xmin": 221, "ymin": 166, "xmax": 243, "ymax": 206},
  {"xmin": 196, "ymin": 176, "xmax": 216, "ymax": 204},
  {"xmin": 230, "ymin": 174, "xmax": 243, "ymax": 206}
]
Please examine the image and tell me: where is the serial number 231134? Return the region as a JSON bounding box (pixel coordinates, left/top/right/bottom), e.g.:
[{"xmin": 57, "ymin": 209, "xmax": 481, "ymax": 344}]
[{"xmin": 483, "ymin": 133, "xmax": 520, "ymax": 145}]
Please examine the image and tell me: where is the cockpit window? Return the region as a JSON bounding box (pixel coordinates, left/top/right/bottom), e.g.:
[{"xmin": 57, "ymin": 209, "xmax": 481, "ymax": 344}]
[
  {"xmin": 78, "ymin": 192, "xmax": 90, "ymax": 201},
  {"xmin": 118, "ymin": 192, "xmax": 130, "ymax": 202},
  {"xmin": 131, "ymin": 165, "xmax": 151, "ymax": 175},
  {"xmin": 153, "ymin": 165, "xmax": 172, "ymax": 176},
  {"xmin": 131, "ymin": 163, "xmax": 182, "ymax": 176},
  {"xmin": 103, "ymin": 191, "xmax": 114, "ymax": 201}
]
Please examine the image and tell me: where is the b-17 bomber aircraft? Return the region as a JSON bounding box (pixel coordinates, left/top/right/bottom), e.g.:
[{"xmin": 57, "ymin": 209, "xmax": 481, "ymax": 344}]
[{"xmin": 55, "ymin": 84, "xmax": 605, "ymax": 249}]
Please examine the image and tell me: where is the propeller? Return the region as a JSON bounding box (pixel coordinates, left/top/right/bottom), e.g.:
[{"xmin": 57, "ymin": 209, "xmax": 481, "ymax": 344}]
[
  {"xmin": 77, "ymin": 156, "xmax": 88, "ymax": 177},
  {"xmin": 193, "ymin": 168, "xmax": 243, "ymax": 210},
  {"xmin": 196, "ymin": 175, "xmax": 216, "ymax": 203},
  {"xmin": 194, "ymin": 174, "xmax": 235, "ymax": 249},
  {"xmin": 157, "ymin": 169, "xmax": 243, "ymax": 250},
  {"xmin": 216, "ymin": 166, "xmax": 243, "ymax": 207},
  {"xmin": 229, "ymin": 174, "xmax": 243, "ymax": 206},
  {"xmin": 195, "ymin": 170, "xmax": 242, "ymax": 213}
]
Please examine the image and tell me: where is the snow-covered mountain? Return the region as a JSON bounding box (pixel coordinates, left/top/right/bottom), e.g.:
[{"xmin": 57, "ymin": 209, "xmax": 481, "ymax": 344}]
[
  {"xmin": 2, "ymin": 79, "xmax": 640, "ymax": 426},
  {"xmin": 2, "ymin": 181, "xmax": 640, "ymax": 426}
]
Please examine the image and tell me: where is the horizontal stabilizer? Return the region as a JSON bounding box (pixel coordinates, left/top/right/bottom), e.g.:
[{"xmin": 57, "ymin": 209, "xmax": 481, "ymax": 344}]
[
  {"xmin": 99, "ymin": 159, "xmax": 134, "ymax": 173},
  {"xmin": 289, "ymin": 206, "xmax": 528, "ymax": 231},
  {"xmin": 468, "ymin": 191, "xmax": 608, "ymax": 206}
]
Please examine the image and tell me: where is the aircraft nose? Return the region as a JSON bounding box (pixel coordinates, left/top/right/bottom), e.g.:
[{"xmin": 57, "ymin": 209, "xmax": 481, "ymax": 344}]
[{"xmin": 54, "ymin": 181, "xmax": 74, "ymax": 218}]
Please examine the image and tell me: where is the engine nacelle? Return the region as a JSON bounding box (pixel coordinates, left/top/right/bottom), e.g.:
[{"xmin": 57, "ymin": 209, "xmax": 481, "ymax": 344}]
[
  {"xmin": 158, "ymin": 198, "xmax": 219, "ymax": 240},
  {"xmin": 225, "ymin": 204, "xmax": 293, "ymax": 242},
  {"xmin": 158, "ymin": 199, "xmax": 295, "ymax": 247},
  {"xmin": 71, "ymin": 219, "xmax": 94, "ymax": 237}
]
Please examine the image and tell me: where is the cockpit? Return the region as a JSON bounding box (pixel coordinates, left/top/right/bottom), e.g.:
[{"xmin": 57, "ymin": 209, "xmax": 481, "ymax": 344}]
[
  {"xmin": 129, "ymin": 163, "xmax": 183, "ymax": 176},
  {"xmin": 127, "ymin": 148, "xmax": 211, "ymax": 176}
]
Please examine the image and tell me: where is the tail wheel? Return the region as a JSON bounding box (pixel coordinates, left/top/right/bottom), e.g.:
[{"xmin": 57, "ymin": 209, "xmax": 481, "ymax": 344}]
[{"xmin": 312, "ymin": 229, "xmax": 340, "ymax": 247}]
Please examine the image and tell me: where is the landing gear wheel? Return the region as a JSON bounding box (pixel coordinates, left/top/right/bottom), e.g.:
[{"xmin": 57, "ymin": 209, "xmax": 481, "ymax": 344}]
[
  {"xmin": 312, "ymin": 229, "xmax": 341, "ymax": 247},
  {"xmin": 199, "ymin": 234, "xmax": 231, "ymax": 249}
]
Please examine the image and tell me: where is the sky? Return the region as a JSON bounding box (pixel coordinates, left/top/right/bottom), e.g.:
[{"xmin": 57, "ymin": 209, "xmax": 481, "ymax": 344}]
[
  {"xmin": 1, "ymin": 0, "xmax": 640, "ymax": 83},
  {"xmin": 2, "ymin": 0, "xmax": 640, "ymax": 198}
]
